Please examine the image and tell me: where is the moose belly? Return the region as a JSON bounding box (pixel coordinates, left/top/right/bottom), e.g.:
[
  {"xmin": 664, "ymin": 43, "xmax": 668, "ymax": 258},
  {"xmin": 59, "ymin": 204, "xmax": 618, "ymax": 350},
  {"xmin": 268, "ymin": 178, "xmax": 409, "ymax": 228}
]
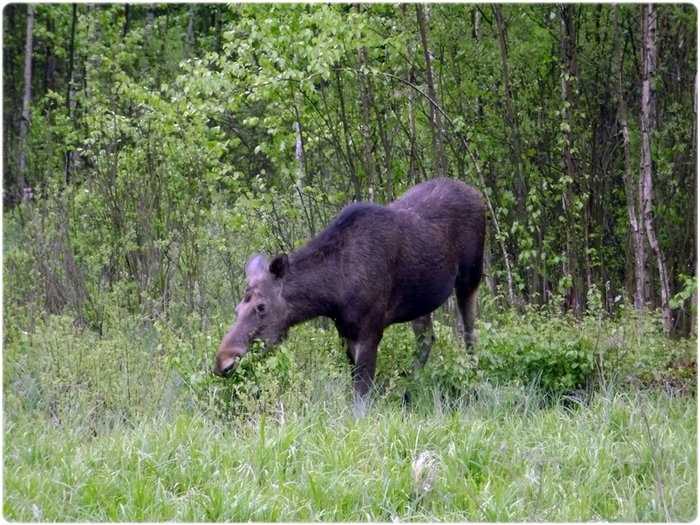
[{"xmin": 385, "ymin": 275, "xmax": 456, "ymax": 325}]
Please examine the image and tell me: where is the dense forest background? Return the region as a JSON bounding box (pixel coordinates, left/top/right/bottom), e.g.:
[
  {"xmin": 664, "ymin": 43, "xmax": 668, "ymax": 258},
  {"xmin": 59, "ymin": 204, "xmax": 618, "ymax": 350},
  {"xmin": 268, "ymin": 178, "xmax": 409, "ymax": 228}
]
[{"xmin": 3, "ymin": 3, "xmax": 697, "ymax": 337}]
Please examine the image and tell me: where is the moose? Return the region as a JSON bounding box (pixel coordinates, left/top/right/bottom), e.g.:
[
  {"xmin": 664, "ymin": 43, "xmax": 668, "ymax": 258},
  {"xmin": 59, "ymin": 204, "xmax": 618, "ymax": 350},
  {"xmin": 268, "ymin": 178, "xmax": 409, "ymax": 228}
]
[{"xmin": 214, "ymin": 178, "xmax": 486, "ymax": 406}]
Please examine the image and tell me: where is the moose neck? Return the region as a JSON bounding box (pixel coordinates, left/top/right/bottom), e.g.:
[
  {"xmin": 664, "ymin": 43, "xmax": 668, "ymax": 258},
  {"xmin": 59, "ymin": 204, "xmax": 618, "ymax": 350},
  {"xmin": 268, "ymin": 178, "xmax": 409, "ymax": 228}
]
[{"xmin": 281, "ymin": 249, "xmax": 339, "ymax": 327}]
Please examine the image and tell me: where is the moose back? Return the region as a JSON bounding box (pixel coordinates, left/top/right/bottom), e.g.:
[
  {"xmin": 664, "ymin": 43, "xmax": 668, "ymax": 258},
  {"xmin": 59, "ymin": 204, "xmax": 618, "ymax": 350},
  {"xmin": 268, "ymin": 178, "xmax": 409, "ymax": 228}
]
[{"xmin": 214, "ymin": 178, "xmax": 486, "ymax": 403}]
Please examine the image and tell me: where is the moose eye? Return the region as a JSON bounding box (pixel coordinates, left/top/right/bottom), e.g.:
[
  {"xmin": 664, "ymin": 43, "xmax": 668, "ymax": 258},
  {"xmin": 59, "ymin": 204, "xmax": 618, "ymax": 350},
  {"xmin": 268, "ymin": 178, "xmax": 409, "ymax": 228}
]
[{"xmin": 255, "ymin": 303, "xmax": 266, "ymax": 315}]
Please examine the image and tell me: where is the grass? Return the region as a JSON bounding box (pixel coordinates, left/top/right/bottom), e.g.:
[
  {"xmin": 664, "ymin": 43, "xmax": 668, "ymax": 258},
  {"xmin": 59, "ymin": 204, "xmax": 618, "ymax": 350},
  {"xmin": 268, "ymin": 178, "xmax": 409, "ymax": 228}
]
[
  {"xmin": 3, "ymin": 309, "xmax": 698, "ymax": 521},
  {"xmin": 4, "ymin": 384, "xmax": 697, "ymax": 521}
]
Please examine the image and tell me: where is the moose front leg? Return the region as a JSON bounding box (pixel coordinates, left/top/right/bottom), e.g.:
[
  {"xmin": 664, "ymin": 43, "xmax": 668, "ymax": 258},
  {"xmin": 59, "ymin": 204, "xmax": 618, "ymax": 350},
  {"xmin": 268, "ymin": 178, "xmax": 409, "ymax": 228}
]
[{"xmin": 345, "ymin": 335, "xmax": 381, "ymax": 415}]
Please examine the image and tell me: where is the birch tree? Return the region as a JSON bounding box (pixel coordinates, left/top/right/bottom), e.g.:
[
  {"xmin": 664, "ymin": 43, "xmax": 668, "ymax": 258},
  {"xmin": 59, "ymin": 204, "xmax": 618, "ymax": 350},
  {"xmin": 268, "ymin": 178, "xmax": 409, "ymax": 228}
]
[
  {"xmin": 613, "ymin": 5, "xmax": 647, "ymax": 313},
  {"xmin": 639, "ymin": 3, "xmax": 674, "ymax": 334}
]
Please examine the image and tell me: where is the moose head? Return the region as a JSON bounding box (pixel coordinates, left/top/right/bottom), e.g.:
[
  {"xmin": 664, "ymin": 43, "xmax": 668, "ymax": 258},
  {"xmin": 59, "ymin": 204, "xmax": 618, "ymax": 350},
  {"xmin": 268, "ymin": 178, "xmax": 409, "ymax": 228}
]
[{"xmin": 213, "ymin": 253, "xmax": 291, "ymax": 377}]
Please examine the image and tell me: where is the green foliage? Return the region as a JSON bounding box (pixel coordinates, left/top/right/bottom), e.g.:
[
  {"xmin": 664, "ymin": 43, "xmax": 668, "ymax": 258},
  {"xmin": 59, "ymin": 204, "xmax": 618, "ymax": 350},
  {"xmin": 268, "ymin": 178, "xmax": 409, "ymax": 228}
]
[
  {"xmin": 670, "ymin": 274, "xmax": 697, "ymax": 310},
  {"xmin": 4, "ymin": 3, "xmax": 696, "ymax": 331},
  {"xmin": 6, "ymin": 294, "xmax": 692, "ymax": 440},
  {"xmin": 478, "ymin": 314, "xmax": 596, "ymax": 396},
  {"xmin": 3, "ymin": 314, "xmax": 171, "ymax": 433},
  {"xmin": 374, "ymin": 300, "xmax": 695, "ymax": 402},
  {"xmin": 477, "ymin": 303, "xmax": 695, "ymax": 397},
  {"xmin": 168, "ymin": 320, "xmax": 350, "ymax": 422}
]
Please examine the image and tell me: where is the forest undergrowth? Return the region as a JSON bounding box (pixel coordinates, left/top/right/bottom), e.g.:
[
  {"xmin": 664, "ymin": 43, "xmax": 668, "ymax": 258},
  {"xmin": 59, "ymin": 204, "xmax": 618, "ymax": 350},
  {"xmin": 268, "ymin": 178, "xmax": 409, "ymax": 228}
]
[{"xmin": 3, "ymin": 297, "xmax": 697, "ymax": 521}]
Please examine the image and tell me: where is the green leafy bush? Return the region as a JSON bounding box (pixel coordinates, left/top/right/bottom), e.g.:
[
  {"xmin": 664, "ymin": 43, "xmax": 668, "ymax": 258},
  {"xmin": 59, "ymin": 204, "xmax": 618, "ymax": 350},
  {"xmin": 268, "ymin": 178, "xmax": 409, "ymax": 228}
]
[
  {"xmin": 476, "ymin": 312, "xmax": 595, "ymax": 395},
  {"xmin": 376, "ymin": 303, "xmax": 695, "ymax": 402},
  {"xmin": 176, "ymin": 323, "xmax": 351, "ymax": 421}
]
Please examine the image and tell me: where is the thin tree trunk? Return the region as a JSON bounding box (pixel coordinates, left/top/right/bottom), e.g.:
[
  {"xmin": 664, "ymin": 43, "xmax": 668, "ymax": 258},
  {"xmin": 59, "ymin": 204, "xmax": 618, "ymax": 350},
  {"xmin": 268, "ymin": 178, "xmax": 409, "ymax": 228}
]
[
  {"xmin": 122, "ymin": 3, "xmax": 131, "ymax": 39},
  {"xmin": 493, "ymin": 5, "xmax": 534, "ymax": 300},
  {"xmin": 143, "ymin": 3, "xmax": 155, "ymax": 54},
  {"xmin": 407, "ymin": 69, "xmax": 419, "ymax": 183},
  {"xmin": 156, "ymin": 5, "xmax": 170, "ymax": 86},
  {"xmin": 17, "ymin": 3, "xmax": 35, "ymax": 193},
  {"xmin": 335, "ymin": 70, "xmax": 361, "ymax": 200},
  {"xmin": 64, "ymin": 3, "xmax": 78, "ymax": 185},
  {"xmin": 145, "ymin": 3, "xmax": 155, "ymax": 33},
  {"xmin": 416, "ymin": 4, "xmax": 446, "ymax": 178},
  {"xmin": 557, "ymin": 4, "xmax": 584, "ymax": 314},
  {"xmin": 3, "ymin": 7, "xmax": 17, "ymax": 187},
  {"xmin": 493, "ymin": 5, "xmax": 526, "ymax": 218},
  {"xmin": 470, "ymin": 148, "xmax": 516, "ymax": 307},
  {"xmin": 372, "ymin": 101, "xmax": 393, "ymax": 201},
  {"xmin": 292, "ymin": 88, "xmax": 310, "ymax": 190},
  {"xmin": 613, "ymin": 4, "xmax": 646, "ymax": 312},
  {"xmin": 471, "ymin": 6, "xmax": 481, "ymax": 39},
  {"xmin": 399, "ymin": 4, "xmax": 419, "ymax": 184},
  {"xmin": 691, "ymin": 70, "xmax": 698, "ymax": 337},
  {"xmin": 84, "ymin": 4, "xmax": 101, "ymax": 101},
  {"xmin": 357, "ymin": 44, "xmax": 375, "ymax": 201},
  {"xmin": 353, "ymin": 3, "xmax": 375, "ymax": 201},
  {"xmin": 640, "ymin": 3, "xmax": 673, "ymax": 335},
  {"xmin": 214, "ymin": 5, "xmax": 223, "ymax": 53},
  {"xmin": 184, "ymin": 4, "xmax": 196, "ymax": 58},
  {"xmin": 293, "ymin": 116, "xmax": 305, "ymax": 190}
]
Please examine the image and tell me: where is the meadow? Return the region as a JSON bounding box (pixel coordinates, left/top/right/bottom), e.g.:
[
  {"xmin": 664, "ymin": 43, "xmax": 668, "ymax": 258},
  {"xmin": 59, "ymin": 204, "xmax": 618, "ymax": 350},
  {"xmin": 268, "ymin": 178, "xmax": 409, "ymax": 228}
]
[{"xmin": 3, "ymin": 305, "xmax": 697, "ymax": 522}]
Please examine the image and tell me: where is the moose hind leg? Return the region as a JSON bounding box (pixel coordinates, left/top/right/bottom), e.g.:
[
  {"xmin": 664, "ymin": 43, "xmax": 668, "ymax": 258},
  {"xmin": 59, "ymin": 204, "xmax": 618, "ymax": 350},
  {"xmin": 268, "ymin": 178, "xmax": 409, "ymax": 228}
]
[
  {"xmin": 411, "ymin": 314, "xmax": 436, "ymax": 372},
  {"xmin": 456, "ymin": 283, "xmax": 478, "ymax": 348},
  {"xmin": 402, "ymin": 314, "xmax": 436, "ymax": 407}
]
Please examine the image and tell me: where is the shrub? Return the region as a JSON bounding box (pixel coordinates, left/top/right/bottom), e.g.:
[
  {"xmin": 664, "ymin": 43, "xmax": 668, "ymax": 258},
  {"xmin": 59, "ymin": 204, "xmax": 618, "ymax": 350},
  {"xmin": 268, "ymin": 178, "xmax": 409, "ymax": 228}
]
[
  {"xmin": 476, "ymin": 311, "xmax": 596, "ymax": 395},
  {"xmin": 3, "ymin": 314, "xmax": 172, "ymax": 433},
  {"xmin": 177, "ymin": 323, "xmax": 351, "ymax": 421},
  {"xmin": 374, "ymin": 303, "xmax": 696, "ymax": 403}
]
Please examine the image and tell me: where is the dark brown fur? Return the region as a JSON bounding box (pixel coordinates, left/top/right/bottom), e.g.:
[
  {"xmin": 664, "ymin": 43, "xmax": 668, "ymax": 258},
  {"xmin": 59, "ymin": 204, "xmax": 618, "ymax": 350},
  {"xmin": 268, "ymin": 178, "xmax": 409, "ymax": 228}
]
[{"xmin": 214, "ymin": 178, "xmax": 486, "ymax": 403}]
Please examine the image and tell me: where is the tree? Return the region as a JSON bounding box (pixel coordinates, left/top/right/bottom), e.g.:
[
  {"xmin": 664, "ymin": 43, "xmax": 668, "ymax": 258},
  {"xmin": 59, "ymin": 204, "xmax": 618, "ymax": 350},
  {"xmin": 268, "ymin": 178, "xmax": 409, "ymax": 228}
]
[
  {"xmin": 2, "ymin": 4, "xmax": 695, "ymax": 335},
  {"xmin": 639, "ymin": 4, "xmax": 673, "ymax": 335},
  {"xmin": 16, "ymin": 3, "xmax": 34, "ymax": 197},
  {"xmin": 613, "ymin": 4, "xmax": 647, "ymax": 313},
  {"xmin": 63, "ymin": 3, "xmax": 77, "ymax": 185},
  {"xmin": 416, "ymin": 4, "xmax": 447, "ymax": 179}
]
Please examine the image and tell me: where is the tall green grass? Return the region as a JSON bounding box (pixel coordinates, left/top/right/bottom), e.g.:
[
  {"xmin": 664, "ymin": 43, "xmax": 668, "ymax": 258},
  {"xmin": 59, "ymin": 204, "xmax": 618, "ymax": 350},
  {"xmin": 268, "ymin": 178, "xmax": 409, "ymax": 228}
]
[
  {"xmin": 4, "ymin": 388, "xmax": 696, "ymax": 521},
  {"xmin": 3, "ymin": 307, "xmax": 697, "ymax": 521}
]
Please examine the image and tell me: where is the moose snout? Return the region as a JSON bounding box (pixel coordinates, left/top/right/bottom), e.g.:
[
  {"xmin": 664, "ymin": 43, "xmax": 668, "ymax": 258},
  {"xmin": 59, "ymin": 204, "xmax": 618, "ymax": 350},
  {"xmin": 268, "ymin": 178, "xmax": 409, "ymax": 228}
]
[
  {"xmin": 213, "ymin": 345, "xmax": 248, "ymax": 377},
  {"xmin": 213, "ymin": 354, "xmax": 238, "ymax": 377}
]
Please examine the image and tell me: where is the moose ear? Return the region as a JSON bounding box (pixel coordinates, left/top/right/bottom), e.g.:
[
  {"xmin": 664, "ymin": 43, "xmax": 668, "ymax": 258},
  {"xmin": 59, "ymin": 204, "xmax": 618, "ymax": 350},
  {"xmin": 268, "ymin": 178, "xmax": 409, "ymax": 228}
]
[
  {"xmin": 269, "ymin": 253, "xmax": 289, "ymax": 279},
  {"xmin": 244, "ymin": 254, "xmax": 268, "ymax": 280}
]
